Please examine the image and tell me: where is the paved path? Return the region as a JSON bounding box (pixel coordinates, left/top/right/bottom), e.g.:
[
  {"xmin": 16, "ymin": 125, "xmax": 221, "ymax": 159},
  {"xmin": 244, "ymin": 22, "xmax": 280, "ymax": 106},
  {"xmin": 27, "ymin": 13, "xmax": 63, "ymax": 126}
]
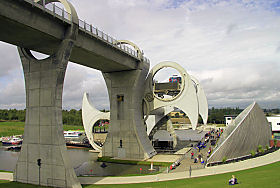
[
  {"xmin": 78, "ymin": 149, "xmax": 280, "ymax": 184},
  {"xmin": 0, "ymin": 172, "xmax": 13, "ymax": 181},
  {"xmin": 1, "ymin": 149, "xmax": 279, "ymax": 185}
]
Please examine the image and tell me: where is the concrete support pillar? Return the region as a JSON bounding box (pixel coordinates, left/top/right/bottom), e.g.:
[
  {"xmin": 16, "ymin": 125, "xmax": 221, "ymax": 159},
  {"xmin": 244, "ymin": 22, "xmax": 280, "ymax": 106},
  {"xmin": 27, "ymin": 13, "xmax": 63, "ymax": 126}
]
[
  {"xmin": 13, "ymin": 32, "xmax": 81, "ymax": 187},
  {"xmin": 102, "ymin": 63, "xmax": 156, "ymax": 160},
  {"xmin": 166, "ymin": 119, "xmax": 177, "ymax": 149}
]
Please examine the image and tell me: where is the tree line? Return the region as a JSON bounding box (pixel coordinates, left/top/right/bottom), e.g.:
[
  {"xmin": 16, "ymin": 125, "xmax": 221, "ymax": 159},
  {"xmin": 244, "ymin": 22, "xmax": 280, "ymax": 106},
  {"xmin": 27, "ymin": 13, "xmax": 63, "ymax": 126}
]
[{"xmin": 0, "ymin": 108, "xmax": 279, "ymax": 125}]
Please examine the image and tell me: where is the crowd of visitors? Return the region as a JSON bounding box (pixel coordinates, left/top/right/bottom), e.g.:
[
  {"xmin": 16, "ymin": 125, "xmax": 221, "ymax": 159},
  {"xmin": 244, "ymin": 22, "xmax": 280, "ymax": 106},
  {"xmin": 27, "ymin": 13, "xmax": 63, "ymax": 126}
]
[{"xmin": 191, "ymin": 128, "xmax": 224, "ymax": 164}]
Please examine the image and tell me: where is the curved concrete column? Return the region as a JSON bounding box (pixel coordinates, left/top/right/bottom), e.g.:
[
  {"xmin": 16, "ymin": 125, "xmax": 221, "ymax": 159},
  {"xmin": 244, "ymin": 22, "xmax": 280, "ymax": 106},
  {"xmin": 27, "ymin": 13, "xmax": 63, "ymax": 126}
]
[
  {"xmin": 144, "ymin": 61, "xmax": 199, "ymax": 130},
  {"xmin": 190, "ymin": 75, "xmax": 208, "ymax": 125},
  {"xmin": 82, "ymin": 93, "xmax": 109, "ymax": 151},
  {"xmin": 13, "ymin": 1, "xmax": 81, "ymax": 187}
]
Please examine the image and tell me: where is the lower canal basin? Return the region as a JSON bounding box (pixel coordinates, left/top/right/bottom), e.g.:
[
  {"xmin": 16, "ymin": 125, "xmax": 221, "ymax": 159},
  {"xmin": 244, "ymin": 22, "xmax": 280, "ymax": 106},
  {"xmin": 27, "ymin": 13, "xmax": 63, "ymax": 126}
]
[{"xmin": 0, "ymin": 145, "xmax": 161, "ymax": 176}]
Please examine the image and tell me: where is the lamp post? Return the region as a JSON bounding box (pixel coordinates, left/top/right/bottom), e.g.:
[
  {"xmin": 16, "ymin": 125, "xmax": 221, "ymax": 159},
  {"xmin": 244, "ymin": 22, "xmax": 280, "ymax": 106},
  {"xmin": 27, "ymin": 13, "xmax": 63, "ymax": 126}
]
[{"xmin": 37, "ymin": 159, "xmax": 41, "ymax": 185}]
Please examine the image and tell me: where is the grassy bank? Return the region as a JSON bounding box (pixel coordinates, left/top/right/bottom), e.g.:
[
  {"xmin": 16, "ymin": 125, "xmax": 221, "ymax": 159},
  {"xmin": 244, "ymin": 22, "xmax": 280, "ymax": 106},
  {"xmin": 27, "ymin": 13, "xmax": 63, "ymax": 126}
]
[
  {"xmin": 0, "ymin": 180, "xmax": 46, "ymax": 188},
  {"xmin": 0, "ymin": 122, "xmax": 24, "ymax": 137},
  {"xmin": 0, "ymin": 170, "xmax": 12, "ymax": 173},
  {"xmin": 1, "ymin": 162, "xmax": 279, "ymax": 188},
  {"xmin": 97, "ymin": 156, "xmax": 172, "ymax": 167},
  {"xmin": 0, "ymin": 122, "xmax": 84, "ymax": 137},
  {"xmin": 84, "ymin": 161, "xmax": 280, "ymax": 188}
]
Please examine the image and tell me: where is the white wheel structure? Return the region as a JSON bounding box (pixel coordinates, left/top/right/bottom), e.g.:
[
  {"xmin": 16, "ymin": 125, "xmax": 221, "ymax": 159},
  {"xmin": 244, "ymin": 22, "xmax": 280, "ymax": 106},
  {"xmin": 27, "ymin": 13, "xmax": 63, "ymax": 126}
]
[
  {"xmin": 144, "ymin": 61, "xmax": 199, "ymax": 130},
  {"xmin": 82, "ymin": 62, "xmax": 208, "ymax": 150},
  {"xmin": 82, "ymin": 93, "xmax": 109, "ymax": 151}
]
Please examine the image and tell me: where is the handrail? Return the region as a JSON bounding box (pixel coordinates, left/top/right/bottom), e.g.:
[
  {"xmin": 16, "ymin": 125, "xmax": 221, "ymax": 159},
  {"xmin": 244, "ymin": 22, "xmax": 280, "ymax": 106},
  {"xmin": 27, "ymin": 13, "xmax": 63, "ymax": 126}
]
[{"xmin": 26, "ymin": 0, "xmax": 150, "ymax": 63}]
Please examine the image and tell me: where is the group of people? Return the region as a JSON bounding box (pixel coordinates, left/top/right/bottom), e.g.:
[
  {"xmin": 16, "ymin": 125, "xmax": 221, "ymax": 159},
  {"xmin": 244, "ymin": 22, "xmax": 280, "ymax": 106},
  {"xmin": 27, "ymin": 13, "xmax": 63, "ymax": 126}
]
[
  {"xmin": 191, "ymin": 128, "xmax": 225, "ymax": 164},
  {"xmin": 192, "ymin": 152, "xmax": 205, "ymax": 164}
]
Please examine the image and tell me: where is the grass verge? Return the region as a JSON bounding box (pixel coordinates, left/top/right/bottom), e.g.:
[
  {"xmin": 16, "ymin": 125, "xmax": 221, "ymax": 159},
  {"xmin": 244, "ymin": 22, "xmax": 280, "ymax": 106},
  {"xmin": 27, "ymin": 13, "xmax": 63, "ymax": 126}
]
[
  {"xmin": 0, "ymin": 122, "xmax": 84, "ymax": 137},
  {"xmin": 83, "ymin": 161, "xmax": 280, "ymax": 188},
  {"xmin": 0, "ymin": 170, "xmax": 12, "ymax": 173}
]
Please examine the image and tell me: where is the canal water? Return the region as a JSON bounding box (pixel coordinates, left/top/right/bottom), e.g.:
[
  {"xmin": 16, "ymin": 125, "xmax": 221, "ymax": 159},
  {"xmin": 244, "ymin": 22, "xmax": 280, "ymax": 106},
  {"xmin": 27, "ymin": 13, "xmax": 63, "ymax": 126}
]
[{"xmin": 0, "ymin": 146, "xmax": 161, "ymax": 176}]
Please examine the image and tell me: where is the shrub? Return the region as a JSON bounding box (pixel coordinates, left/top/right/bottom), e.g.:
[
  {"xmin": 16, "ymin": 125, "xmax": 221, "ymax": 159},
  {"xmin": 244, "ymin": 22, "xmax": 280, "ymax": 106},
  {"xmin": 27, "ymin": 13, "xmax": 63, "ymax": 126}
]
[
  {"xmin": 257, "ymin": 145, "xmax": 262, "ymax": 152},
  {"xmin": 222, "ymin": 156, "xmax": 227, "ymax": 163},
  {"xmin": 258, "ymin": 145, "xmax": 264, "ymax": 153},
  {"xmin": 274, "ymin": 139, "xmax": 277, "ymax": 148},
  {"xmin": 265, "ymin": 145, "xmax": 269, "ymax": 151},
  {"xmin": 251, "ymin": 150, "xmax": 256, "ymax": 157}
]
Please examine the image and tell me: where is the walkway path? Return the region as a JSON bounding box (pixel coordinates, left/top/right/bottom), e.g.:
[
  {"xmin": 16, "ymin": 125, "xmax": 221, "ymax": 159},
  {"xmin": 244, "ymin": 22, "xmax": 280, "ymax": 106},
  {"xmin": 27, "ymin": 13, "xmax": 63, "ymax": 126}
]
[
  {"xmin": 1, "ymin": 149, "xmax": 279, "ymax": 185},
  {"xmin": 0, "ymin": 172, "xmax": 13, "ymax": 181}
]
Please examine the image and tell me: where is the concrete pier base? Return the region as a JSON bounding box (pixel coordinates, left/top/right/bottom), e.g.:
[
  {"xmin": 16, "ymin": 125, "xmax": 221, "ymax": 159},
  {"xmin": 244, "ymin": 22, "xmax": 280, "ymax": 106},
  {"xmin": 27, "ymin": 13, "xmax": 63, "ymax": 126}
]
[
  {"xmin": 102, "ymin": 64, "xmax": 156, "ymax": 160},
  {"xmin": 14, "ymin": 39, "xmax": 81, "ymax": 188}
]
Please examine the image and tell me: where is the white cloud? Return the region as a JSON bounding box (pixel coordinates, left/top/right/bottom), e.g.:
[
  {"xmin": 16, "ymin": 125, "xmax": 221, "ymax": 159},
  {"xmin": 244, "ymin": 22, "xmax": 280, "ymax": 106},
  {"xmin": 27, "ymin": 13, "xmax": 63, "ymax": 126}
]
[{"xmin": 0, "ymin": 0, "xmax": 279, "ymax": 109}]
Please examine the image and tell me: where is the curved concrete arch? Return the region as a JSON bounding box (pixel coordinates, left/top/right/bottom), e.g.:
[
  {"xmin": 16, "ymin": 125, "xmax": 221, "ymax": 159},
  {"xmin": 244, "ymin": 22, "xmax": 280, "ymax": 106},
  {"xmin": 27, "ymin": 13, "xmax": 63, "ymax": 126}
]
[
  {"xmin": 34, "ymin": 0, "xmax": 79, "ymax": 24},
  {"xmin": 82, "ymin": 93, "xmax": 110, "ymax": 151},
  {"xmin": 190, "ymin": 75, "xmax": 208, "ymax": 125},
  {"xmin": 145, "ymin": 61, "xmax": 199, "ymax": 130},
  {"xmin": 114, "ymin": 40, "xmax": 143, "ymax": 59}
]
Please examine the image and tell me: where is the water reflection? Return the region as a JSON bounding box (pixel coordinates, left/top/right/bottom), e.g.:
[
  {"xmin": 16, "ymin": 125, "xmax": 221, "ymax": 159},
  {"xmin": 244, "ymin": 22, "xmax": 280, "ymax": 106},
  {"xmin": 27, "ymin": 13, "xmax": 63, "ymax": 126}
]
[{"xmin": 0, "ymin": 146, "xmax": 160, "ymax": 176}]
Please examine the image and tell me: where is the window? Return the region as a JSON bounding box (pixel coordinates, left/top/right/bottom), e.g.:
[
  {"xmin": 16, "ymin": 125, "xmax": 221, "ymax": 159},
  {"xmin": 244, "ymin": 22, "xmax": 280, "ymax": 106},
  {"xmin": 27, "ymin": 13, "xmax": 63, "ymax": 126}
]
[
  {"xmin": 277, "ymin": 123, "xmax": 280, "ymax": 126},
  {"xmin": 117, "ymin": 95, "xmax": 124, "ymax": 120}
]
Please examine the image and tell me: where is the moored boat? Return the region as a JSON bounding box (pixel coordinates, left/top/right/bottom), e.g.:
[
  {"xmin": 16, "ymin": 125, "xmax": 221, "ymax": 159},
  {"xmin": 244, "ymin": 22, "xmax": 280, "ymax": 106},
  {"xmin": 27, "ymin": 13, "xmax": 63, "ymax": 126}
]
[
  {"xmin": 1, "ymin": 137, "xmax": 22, "ymax": 145},
  {"xmin": 64, "ymin": 131, "xmax": 83, "ymax": 138}
]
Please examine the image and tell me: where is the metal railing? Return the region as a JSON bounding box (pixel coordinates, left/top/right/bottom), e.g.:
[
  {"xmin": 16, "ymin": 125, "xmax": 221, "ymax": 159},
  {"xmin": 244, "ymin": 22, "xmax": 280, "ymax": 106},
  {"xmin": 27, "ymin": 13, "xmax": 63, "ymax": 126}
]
[{"xmin": 27, "ymin": 0, "xmax": 150, "ymax": 63}]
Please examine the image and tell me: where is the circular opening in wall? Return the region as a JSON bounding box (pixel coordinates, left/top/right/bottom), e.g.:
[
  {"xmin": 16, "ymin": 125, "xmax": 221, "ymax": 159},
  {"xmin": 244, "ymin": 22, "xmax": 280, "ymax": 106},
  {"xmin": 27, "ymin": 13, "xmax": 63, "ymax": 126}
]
[
  {"xmin": 152, "ymin": 67, "xmax": 184, "ymax": 101},
  {"xmin": 30, "ymin": 50, "xmax": 50, "ymax": 60}
]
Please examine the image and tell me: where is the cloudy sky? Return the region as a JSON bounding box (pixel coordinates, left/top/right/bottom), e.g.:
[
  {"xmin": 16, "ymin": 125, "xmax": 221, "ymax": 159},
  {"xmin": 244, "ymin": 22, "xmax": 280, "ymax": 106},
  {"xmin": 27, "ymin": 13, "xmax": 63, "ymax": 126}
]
[{"xmin": 0, "ymin": 0, "xmax": 280, "ymax": 110}]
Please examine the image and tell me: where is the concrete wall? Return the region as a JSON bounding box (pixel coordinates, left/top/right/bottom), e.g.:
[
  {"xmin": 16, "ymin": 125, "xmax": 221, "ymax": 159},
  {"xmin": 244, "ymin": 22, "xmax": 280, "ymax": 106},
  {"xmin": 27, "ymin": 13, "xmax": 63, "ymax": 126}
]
[{"xmin": 208, "ymin": 102, "xmax": 272, "ymax": 163}]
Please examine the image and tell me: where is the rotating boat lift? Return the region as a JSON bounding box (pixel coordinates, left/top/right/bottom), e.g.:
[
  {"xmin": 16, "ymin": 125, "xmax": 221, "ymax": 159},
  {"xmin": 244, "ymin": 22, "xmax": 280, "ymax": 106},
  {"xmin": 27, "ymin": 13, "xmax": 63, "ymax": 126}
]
[{"xmin": 82, "ymin": 60, "xmax": 208, "ymax": 153}]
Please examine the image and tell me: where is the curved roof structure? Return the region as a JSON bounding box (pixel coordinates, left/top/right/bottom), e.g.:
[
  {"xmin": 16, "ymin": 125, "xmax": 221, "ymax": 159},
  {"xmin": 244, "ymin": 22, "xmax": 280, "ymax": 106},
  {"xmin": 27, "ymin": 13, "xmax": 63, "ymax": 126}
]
[{"xmin": 208, "ymin": 102, "xmax": 272, "ymax": 163}]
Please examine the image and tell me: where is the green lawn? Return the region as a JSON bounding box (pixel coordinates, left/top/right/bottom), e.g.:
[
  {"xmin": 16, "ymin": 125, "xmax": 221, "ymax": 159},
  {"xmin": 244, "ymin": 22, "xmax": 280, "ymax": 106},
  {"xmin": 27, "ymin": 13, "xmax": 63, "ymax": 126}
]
[
  {"xmin": 84, "ymin": 161, "xmax": 280, "ymax": 188},
  {"xmin": 0, "ymin": 122, "xmax": 84, "ymax": 137},
  {"xmin": 0, "ymin": 162, "xmax": 279, "ymax": 188},
  {"xmin": 0, "ymin": 122, "xmax": 25, "ymax": 137},
  {"xmin": 0, "ymin": 180, "xmax": 46, "ymax": 188}
]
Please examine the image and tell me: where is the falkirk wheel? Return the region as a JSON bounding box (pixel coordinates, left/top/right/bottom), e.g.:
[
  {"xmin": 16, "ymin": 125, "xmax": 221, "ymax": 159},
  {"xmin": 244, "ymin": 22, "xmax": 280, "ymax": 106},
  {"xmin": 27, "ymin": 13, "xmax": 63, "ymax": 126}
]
[{"xmin": 82, "ymin": 60, "xmax": 208, "ymax": 156}]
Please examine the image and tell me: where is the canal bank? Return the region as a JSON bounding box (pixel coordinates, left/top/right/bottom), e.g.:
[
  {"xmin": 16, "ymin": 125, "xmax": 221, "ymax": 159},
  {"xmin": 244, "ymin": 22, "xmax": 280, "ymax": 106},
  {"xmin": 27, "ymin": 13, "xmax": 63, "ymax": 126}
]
[
  {"xmin": 0, "ymin": 145, "xmax": 163, "ymax": 177},
  {"xmin": 1, "ymin": 149, "xmax": 279, "ymax": 185}
]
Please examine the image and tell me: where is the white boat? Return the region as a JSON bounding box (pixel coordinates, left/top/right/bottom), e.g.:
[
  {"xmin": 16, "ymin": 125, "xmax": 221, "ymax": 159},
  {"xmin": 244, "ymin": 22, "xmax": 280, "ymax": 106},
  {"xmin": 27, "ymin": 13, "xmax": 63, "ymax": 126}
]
[
  {"xmin": 64, "ymin": 131, "xmax": 83, "ymax": 138},
  {"xmin": 1, "ymin": 137, "xmax": 22, "ymax": 145}
]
